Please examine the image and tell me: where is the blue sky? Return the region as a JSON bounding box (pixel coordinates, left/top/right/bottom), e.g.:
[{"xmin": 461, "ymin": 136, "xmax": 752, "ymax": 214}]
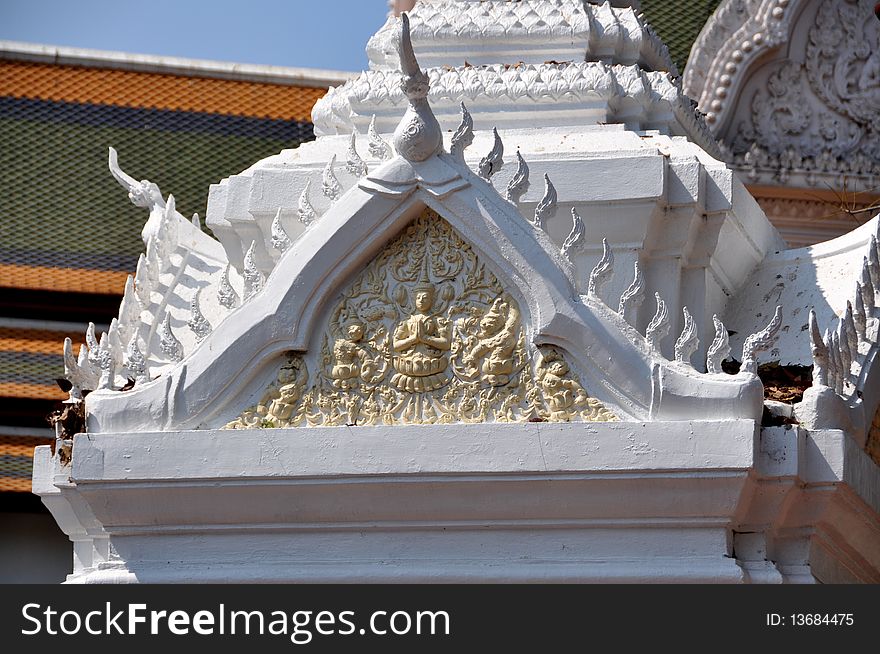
[{"xmin": 0, "ymin": 0, "xmax": 389, "ymax": 71}]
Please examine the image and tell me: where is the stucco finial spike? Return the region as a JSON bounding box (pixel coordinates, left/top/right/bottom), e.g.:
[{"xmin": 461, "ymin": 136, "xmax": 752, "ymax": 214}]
[
  {"xmin": 645, "ymin": 292, "xmax": 670, "ymax": 353},
  {"xmin": 869, "ymin": 237, "xmax": 880, "ymax": 289},
  {"xmin": 270, "ymin": 207, "xmax": 292, "ymax": 253},
  {"xmin": 506, "ymin": 150, "xmax": 530, "ymax": 204},
  {"xmin": 298, "ymin": 179, "xmax": 319, "ymax": 226},
  {"xmin": 391, "ymin": 12, "xmax": 442, "ymax": 162},
  {"xmin": 322, "ymin": 154, "xmax": 342, "ymax": 201},
  {"xmin": 843, "ymin": 301, "xmax": 859, "ymax": 357},
  {"xmin": 397, "ymin": 12, "xmax": 421, "ymax": 82},
  {"xmin": 346, "ymin": 130, "xmax": 368, "ymax": 177},
  {"xmin": 674, "ymin": 307, "xmax": 699, "ymax": 367},
  {"xmin": 97, "ymin": 320, "xmax": 120, "ymax": 391},
  {"xmin": 117, "ymin": 274, "xmax": 138, "ymax": 343},
  {"xmin": 124, "ymin": 331, "xmax": 148, "ymax": 385},
  {"xmin": 478, "ymin": 127, "xmax": 504, "ymax": 181},
  {"xmin": 860, "ymin": 259, "xmax": 875, "ymax": 317},
  {"xmin": 741, "ymin": 305, "xmax": 782, "ymax": 374},
  {"xmin": 809, "ymin": 309, "xmax": 829, "ymax": 387},
  {"xmin": 145, "ymin": 235, "xmax": 161, "ymax": 286},
  {"xmin": 450, "ymin": 102, "xmax": 474, "ymax": 160},
  {"xmin": 824, "ymin": 328, "xmax": 840, "ymax": 394},
  {"xmin": 618, "ymin": 261, "xmax": 645, "ymax": 324},
  {"xmin": 158, "ymin": 312, "xmax": 183, "ymax": 363},
  {"xmin": 218, "ymin": 264, "xmax": 239, "ymax": 310},
  {"xmin": 242, "ymin": 241, "xmax": 265, "ymax": 301},
  {"xmin": 588, "ymin": 237, "xmax": 614, "ymax": 298},
  {"xmin": 62, "ymin": 337, "xmax": 85, "ymax": 402},
  {"xmin": 157, "ymin": 194, "xmax": 178, "ymax": 259},
  {"xmin": 188, "ymin": 288, "xmax": 212, "ymax": 342},
  {"xmin": 561, "ymin": 208, "xmax": 586, "ymax": 261},
  {"xmin": 836, "ymin": 318, "xmax": 851, "ymax": 383},
  {"xmin": 367, "ymin": 115, "xmax": 392, "ymax": 161},
  {"xmin": 134, "ymin": 254, "xmax": 151, "ymax": 307},
  {"xmin": 706, "ymin": 315, "xmax": 731, "ymax": 374},
  {"xmin": 854, "ymin": 287, "xmax": 867, "ymax": 342},
  {"xmin": 108, "ymin": 146, "xmax": 166, "ymax": 244},
  {"xmin": 533, "ymin": 174, "xmax": 557, "ymax": 230},
  {"xmin": 85, "ymin": 322, "xmax": 100, "ymax": 368}
]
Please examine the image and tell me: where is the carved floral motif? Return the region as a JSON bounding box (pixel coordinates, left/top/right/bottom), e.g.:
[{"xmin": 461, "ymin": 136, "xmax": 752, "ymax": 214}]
[
  {"xmin": 225, "ymin": 208, "xmax": 616, "ymax": 428},
  {"xmin": 716, "ymin": 0, "xmax": 880, "ymax": 184}
]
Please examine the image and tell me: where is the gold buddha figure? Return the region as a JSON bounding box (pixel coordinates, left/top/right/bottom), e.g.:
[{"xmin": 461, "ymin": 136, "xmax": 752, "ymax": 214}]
[{"xmin": 391, "ymin": 283, "xmax": 451, "ymax": 392}]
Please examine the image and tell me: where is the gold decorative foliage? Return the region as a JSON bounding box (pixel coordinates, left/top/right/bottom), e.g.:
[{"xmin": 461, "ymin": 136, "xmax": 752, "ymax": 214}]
[{"xmin": 226, "ymin": 208, "xmax": 616, "ymax": 428}]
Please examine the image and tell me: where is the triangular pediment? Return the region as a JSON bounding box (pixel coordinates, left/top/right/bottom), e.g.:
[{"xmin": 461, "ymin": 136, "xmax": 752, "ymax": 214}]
[{"xmin": 225, "ymin": 207, "xmax": 617, "ymax": 428}]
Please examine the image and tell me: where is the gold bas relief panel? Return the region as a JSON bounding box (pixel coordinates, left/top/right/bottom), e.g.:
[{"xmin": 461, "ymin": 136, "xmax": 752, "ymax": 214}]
[{"xmin": 226, "ymin": 209, "xmax": 617, "ymax": 428}]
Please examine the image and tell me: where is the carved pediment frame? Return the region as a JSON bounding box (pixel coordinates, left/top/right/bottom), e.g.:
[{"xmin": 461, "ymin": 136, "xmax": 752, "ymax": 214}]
[{"xmin": 85, "ymin": 12, "xmax": 766, "ymax": 434}]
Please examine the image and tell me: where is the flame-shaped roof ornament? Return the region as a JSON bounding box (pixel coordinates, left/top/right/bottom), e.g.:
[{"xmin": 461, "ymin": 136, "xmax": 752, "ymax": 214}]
[{"xmin": 392, "ymin": 13, "xmax": 442, "ymax": 162}]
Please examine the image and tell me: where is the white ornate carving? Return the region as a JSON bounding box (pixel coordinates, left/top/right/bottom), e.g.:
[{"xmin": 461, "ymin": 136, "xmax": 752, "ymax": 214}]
[
  {"xmin": 588, "ymin": 237, "xmax": 614, "ymax": 298},
  {"xmin": 449, "ymin": 101, "xmax": 474, "ymax": 160},
  {"xmin": 242, "ymin": 241, "xmax": 265, "ymax": 301},
  {"xmin": 218, "ymin": 264, "xmax": 238, "ymax": 310},
  {"xmin": 869, "ymin": 239, "xmax": 880, "ymax": 289},
  {"xmin": 688, "ymin": 0, "xmax": 880, "ymax": 189},
  {"xmin": 313, "ymin": 61, "xmax": 718, "ymax": 155},
  {"xmin": 85, "ymin": 322, "xmax": 100, "ymax": 371},
  {"xmin": 133, "ymin": 254, "xmax": 151, "ymax": 307},
  {"xmin": 368, "ymin": 115, "xmax": 392, "ymax": 161},
  {"xmin": 809, "ymin": 309, "xmax": 829, "ymax": 387},
  {"xmin": 367, "ymin": 0, "xmax": 675, "ymax": 72},
  {"xmin": 145, "ymin": 237, "xmax": 161, "ymax": 287},
  {"xmin": 860, "ymin": 267, "xmax": 875, "ymax": 317},
  {"xmin": 837, "ymin": 319, "xmax": 852, "ymax": 382},
  {"xmin": 645, "ymin": 292, "xmax": 669, "ymax": 353},
  {"xmin": 63, "ymin": 337, "xmax": 88, "ymax": 402},
  {"xmin": 270, "ymin": 207, "xmax": 292, "ymax": 253},
  {"xmin": 322, "ymin": 154, "xmax": 343, "ymax": 201},
  {"xmin": 124, "ymin": 331, "xmax": 148, "ymax": 385},
  {"xmin": 843, "ymin": 301, "xmax": 859, "ymax": 357},
  {"xmin": 617, "ymin": 261, "xmax": 645, "ymax": 324},
  {"xmin": 158, "ymin": 312, "xmax": 183, "ymax": 363},
  {"xmin": 478, "ymin": 127, "xmax": 504, "ymax": 181},
  {"xmin": 188, "ymin": 288, "xmax": 212, "ymax": 342},
  {"xmin": 117, "ymin": 274, "xmax": 139, "ymax": 345},
  {"xmin": 505, "ymin": 150, "xmax": 529, "ymax": 204},
  {"xmin": 741, "ymin": 305, "xmax": 783, "ymax": 374},
  {"xmin": 854, "ymin": 289, "xmax": 867, "ymax": 341},
  {"xmin": 561, "ymin": 208, "xmax": 585, "ymax": 261},
  {"xmin": 827, "ymin": 328, "xmax": 843, "ymax": 395},
  {"xmin": 225, "ymin": 209, "xmax": 617, "ymax": 428},
  {"xmin": 706, "ymin": 315, "xmax": 731, "ymax": 374},
  {"xmin": 298, "ymin": 179, "xmax": 319, "ymax": 226},
  {"xmin": 674, "ymin": 307, "xmax": 699, "ymax": 367},
  {"xmin": 108, "ymin": 146, "xmax": 166, "ymax": 244},
  {"xmin": 346, "ymin": 130, "xmax": 368, "ymax": 177},
  {"xmin": 533, "ymin": 173, "xmax": 557, "ymax": 231},
  {"xmin": 392, "ymin": 13, "xmax": 444, "ymax": 162},
  {"xmin": 96, "ymin": 320, "xmax": 120, "ymax": 391}
]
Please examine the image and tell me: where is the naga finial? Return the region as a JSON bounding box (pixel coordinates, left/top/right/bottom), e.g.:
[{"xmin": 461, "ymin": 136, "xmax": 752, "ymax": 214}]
[{"xmin": 392, "ymin": 13, "xmax": 442, "ymax": 162}]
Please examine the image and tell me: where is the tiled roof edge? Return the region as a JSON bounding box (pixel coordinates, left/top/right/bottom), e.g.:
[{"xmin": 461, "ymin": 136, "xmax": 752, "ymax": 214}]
[{"xmin": 0, "ymin": 40, "xmax": 357, "ymax": 89}]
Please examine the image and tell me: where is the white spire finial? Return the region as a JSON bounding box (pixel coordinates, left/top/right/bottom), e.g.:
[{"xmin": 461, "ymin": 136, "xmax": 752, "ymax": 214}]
[{"xmin": 392, "ymin": 13, "xmax": 442, "ymax": 161}]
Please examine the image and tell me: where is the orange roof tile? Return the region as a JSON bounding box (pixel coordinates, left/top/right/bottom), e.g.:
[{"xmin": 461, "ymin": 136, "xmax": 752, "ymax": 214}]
[{"xmin": 0, "ymin": 61, "xmax": 327, "ymax": 122}]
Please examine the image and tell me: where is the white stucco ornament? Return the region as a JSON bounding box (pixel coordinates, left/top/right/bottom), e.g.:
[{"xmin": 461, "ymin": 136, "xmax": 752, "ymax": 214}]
[
  {"xmin": 37, "ymin": 1, "xmax": 880, "ymax": 585},
  {"xmin": 391, "ymin": 13, "xmax": 443, "ymax": 162}
]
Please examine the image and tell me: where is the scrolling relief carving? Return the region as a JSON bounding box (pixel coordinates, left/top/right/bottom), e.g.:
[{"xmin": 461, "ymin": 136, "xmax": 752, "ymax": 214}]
[{"xmin": 226, "ymin": 208, "xmax": 616, "ymax": 428}]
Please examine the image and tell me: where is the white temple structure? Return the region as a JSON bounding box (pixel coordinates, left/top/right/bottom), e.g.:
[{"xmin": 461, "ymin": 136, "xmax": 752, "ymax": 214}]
[{"xmin": 33, "ymin": 0, "xmax": 880, "ymax": 583}]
